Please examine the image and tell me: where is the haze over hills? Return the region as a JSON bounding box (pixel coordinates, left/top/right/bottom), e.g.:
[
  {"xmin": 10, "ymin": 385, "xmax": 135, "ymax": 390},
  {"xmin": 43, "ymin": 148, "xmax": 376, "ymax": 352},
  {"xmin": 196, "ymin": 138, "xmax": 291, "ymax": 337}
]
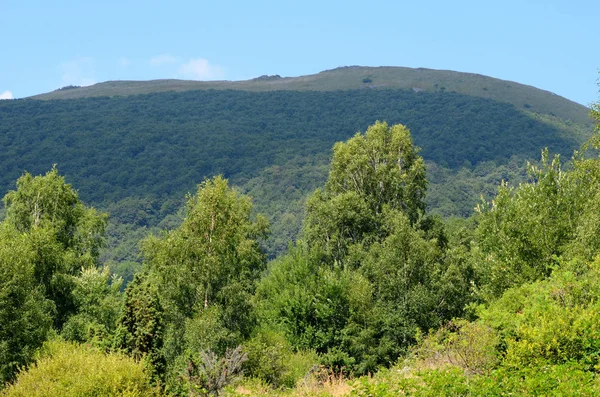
[{"xmin": 1, "ymin": 66, "xmax": 594, "ymax": 269}]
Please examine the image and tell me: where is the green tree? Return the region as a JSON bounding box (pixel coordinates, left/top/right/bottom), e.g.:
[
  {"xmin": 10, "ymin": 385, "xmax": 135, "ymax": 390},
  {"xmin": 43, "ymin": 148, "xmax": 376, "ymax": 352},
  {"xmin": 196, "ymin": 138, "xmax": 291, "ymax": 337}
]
[
  {"xmin": 0, "ymin": 224, "xmax": 53, "ymax": 384},
  {"xmin": 61, "ymin": 266, "xmax": 123, "ymax": 347},
  {"xmin": 143, "ymin": 176, "xmax": 268, "ymax": 318},
  {"xmin": 114, "ymin": 273, "xmax": 165, "ymax": 383},
  {"xmin": 257, "ymin": 123, "xmax": 472, "ymax": 374},
  {"xmin": 3, "ymin": 166, "xmax": 106, "ymax": 259},
  {"xmin": 326, "ymin": 121, "xmax": 427, "ymax": 220},
  {"xmin": 303, "ymin": 121, "xmax": 427, "ymax": 263},
  {"xmin": 563, "ymin": 93, "xmax": 600, "ymax": 260},
  {"xmin": 473, "ymin": 150, "xmax": 578, "ymax": 299},
  {"xmin": 2, "ymin": 167, "xmax": 107, "ymax": 327},
  {"xmin": 141, "ymin": 176, "xmax": 268, "ymax": 382},
  {"xmin": 255, "ymin": 246, "xmax": 371, "ymax": 356},
  {"xmin": 338, "ymin": 209, "xmax": 471, "ymax": 373}
]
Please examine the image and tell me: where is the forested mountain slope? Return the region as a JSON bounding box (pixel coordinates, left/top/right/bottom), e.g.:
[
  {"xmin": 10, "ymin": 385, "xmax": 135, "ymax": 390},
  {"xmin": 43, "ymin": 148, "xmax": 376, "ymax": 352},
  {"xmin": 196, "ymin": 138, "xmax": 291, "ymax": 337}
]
[
  {"xmin": 32, "ymin": 66, "xmax": 591, "ymax": 128},
  {"xmin": 2, "ymin": 71, "xmax": 600, "ymax": 395},
  {"xmin": 0, "ymin": 68, "xmax": 593, "ymax": 258}
]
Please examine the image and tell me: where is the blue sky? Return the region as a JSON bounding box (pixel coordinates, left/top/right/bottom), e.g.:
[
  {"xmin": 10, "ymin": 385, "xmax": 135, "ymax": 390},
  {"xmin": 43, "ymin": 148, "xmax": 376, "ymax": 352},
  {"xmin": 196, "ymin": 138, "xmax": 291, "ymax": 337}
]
[{"xmin": 1, "ymin": 0, "xmax": 598, "ymax": 105}]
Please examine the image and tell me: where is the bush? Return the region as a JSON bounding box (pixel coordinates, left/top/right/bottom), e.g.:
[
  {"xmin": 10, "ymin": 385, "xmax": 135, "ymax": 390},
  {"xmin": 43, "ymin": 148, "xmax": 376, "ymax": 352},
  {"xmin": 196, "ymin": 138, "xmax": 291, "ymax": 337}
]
[
  {"xmin": 243, "ymin": 329, "xmax": 318, "ymax": 388},
  {"xmin": 414, "ymin": 319, "xmax": 499, "ymax": 374},
  {"xmin": 182, "ymin": 346, "xmax": 247, "ymax": 396},
  {"xmin": 2, "ymin": 339, "xmax": 161, "ymax": 396},
  {"xmin": 350, "ymin": 363, "xmax": 600, "ymax": 396},
  {"xmin": 479, "ymin": 261, "xmax": 600, "ymax": 370}
]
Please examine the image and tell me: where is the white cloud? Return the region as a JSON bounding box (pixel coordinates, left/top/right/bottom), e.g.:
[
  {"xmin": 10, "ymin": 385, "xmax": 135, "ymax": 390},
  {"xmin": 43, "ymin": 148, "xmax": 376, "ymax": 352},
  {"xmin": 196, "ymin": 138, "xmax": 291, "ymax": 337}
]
[
  {"xmin": 178, "ymin": 58, "xmax": 225, "ymax": 80},
  {"xmin": 150, "ymin": 54, "xmax": 178, "ymax": 66},
  {"xmin": 59, "ymin": 57, "xmax": 96, "ymax": 87},
  {"xmin": 119, "ymin": 57, "xmax": 131, "ymax": 67},
  {"xmin": 0, "ymin": 90, "xmax": 13, "ymax": 100}
]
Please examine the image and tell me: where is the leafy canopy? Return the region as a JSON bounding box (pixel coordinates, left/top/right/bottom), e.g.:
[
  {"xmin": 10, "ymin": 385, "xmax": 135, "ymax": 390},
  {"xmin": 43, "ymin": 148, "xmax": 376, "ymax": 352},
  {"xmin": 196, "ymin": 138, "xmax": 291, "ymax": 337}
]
[
  {"xmin": 2, "ymin": 167, "xmax": 107, "ymax": 327},
  {"xmin": 303, "ymin": 121, "xmax": 427, "ymax": 263}
]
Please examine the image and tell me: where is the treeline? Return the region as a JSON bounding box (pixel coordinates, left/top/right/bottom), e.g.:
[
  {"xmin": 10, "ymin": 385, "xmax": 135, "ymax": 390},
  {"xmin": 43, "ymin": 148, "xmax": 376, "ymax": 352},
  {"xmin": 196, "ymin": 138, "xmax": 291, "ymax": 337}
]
[
  {"xmin": 1, "ymin": 87, "xmax": 584, "ymax": 265},
  {"xmin": 2, "ymin": 108, "xmax": 600, "ymax": 395},
  {"xmin": 0, "ymin": 88, "xmax": 579, "ymax": 205}
]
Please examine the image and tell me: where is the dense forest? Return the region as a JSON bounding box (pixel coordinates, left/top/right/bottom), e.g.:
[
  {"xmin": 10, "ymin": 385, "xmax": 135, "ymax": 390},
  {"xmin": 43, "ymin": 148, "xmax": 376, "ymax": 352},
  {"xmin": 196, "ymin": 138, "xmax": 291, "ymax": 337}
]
[
  {"xmin": 0, "ymin": 85, "xmax": 590, "ymax": 279},
  {"xmin": 1, "ymin": 83, "xmax": 600, "ymax": 394},
  {"xmin": 0, "ymin": 67, "xmax": 598, "ymax": 395},
  {"xmin": 1, "ymin": 88, "xmax": 583, "ymax": 203}
]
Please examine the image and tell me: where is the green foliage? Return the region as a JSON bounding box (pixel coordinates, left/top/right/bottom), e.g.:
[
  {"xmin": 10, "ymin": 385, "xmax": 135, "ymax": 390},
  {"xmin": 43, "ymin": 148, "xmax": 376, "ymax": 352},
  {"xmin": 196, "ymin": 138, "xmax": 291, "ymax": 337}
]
[
  {"xmin": 414, "ymin": 319, "xmax": 499, "ymax": 375},
  {"xmin": 182, "ymin": 305, "xmax": 235, "ymax": 360},
  {"xmin": 141, "ymin": 176, "xmax": 268, "ymax": 385},
  {"xmin": 2, "ymin": 167, "xmax": 107, "ymax": 327},
  {"xmin": 61, "ymin": 266, "xmax": 123, "ymax": 346},
  {"xmin": 3, "ymin": 166, "xmax": 106, "ymax": 260},
  {"xmin": 0, "ymin": 86, "xmax": 586, "ymax": 257},
  {"xmin": 0, "ymin": 77, "xmax": 595, "ymax": 395},
  {"xmin": 473, "ymin": 150, "xmax": 579, "ymax": 299},
  {"xmin": 243, "ymin": 329, "xmax": 318, "ymax": 388},
  {"xmin": 477, "ymin": 258, "xmax": 600, "ymax": 370},
  {"xmin": 0, "ymin": 224, "xmax": 53, "ymax": 384},
  {"xmin": 257, "ymin": 123, "xmax": 475, "ymax": 375},
  {"xmin": 113, "ymin": 273, "xmax": 165, "ymax": 381},
  {"xmin": 303, "ymin": 122, "xmax": 427, "ymax": 263},
  {"xmin": 304, "ymin": 190, "xmax": 374, "ymax": 263},
  {"xmin": 351, "ymin": 363, "xmax": 600, "ymax": 397},
  {"xmin": 327, "ymin": 122, "xmax": 427, "ymax": 222},
  {"xmin": 143, "ymin": 176, "xmax": 267, "ymax": 319},
  {"xmin": 256, "ymin": 246, "xmax": 368, "ymax": 356},
  {"xmin": 1, "ymin": 339, "xmax": 162, "ymax": 396}
]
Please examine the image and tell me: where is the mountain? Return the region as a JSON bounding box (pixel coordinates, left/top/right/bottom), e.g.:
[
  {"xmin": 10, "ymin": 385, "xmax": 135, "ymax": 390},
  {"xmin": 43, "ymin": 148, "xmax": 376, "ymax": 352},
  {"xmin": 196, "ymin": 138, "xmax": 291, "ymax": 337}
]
[
  {"xmin": 0, "ymin": 66, "xmax": 594, "ymax": 269},
  {"xmin": 32, "ymin": 66, "xmax": 591, "ymax": 128}
]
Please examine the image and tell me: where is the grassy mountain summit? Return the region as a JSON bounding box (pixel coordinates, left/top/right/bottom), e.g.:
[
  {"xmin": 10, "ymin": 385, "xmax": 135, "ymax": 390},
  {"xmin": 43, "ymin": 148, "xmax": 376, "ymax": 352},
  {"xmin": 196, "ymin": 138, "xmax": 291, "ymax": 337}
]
[{"xmin": 32, "ymin": 66, "xmax": 591, "ymax": 127}]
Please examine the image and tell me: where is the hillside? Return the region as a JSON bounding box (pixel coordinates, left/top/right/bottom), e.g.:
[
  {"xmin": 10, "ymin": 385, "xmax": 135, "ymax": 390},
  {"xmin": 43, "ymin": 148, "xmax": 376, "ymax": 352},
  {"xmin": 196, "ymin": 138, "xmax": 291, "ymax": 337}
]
[
  {"xmin": 32, "ymin": 66, "xmax": 592, "ymax": 128},
  {"xmin": 0, "ymin": 67, "xmax": 594, "ymax": 265}
]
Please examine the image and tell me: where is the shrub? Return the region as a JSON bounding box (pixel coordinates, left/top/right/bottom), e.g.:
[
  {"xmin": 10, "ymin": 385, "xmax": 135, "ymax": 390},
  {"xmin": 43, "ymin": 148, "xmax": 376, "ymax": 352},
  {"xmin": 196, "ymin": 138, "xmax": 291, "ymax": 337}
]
[
  {"xmin": 1, "ymin": 339, "xmax": 161, "ymax": 396},
  {"xmin": 480, "ymin": 261, "xmax": 600, "ymax": 370},
  {"xmin": 183, "ymin": 346, "xmax": 247, "ymax": 396},
  {"xmin": 243, "ymin": 329, "xmax": 318, "ymax": 388},
  {"xmin": 414, "ymin": 319, "xmax": 499, "ymax": 374}
]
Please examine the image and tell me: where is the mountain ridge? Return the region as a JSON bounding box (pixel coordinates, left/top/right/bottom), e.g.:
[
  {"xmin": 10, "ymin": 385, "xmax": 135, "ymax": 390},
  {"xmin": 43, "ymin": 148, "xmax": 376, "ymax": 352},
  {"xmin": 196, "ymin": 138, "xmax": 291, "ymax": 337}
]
[
  {"xmin": 31, "ymin": 66, "xmax": 591, "ymax": 127},
  {"xmin": 2, "ymin": 66, "xmax": 595, "ymax": 259}
]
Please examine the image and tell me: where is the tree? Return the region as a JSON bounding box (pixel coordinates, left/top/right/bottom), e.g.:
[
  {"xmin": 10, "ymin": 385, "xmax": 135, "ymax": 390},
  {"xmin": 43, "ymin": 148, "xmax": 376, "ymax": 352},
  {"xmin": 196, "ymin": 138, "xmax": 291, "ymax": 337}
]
[
  {"xmin": 257, "ymin": 122, "xmax": 469, "ymax": 374},
  {"xmin": 3, "ymin": 166, "xmax": 106, "ymax": 258},
  {"xmin": 143, "ymin": 176, "xmax": 268, "ymax": 318},
  {"xmin": 0, "ymin": 224, "xmax": 53, "ymax": 384},
  {"xmin": 113, "ymin": 273, "xmax": 165, "ymax": 383},
  {"xmin": 303, "ymin": 121, "xmax": 427, "ymax": 263},
  {"xmin": 141, "ymin": 176, "xmax": 268, "ymax": 382},
  {"xmin": 326, "ymin": 121, "xmax": 427, "ymax": 220},
  {"xmin": 61, "ymin": 266, "xmax": 123, "ymax": 347},
  {"xmin": 561, "ymin": 85, "xmax": 600, "ymax": 261},
  {"xmin": 2, "ymin": 167, "xmax": 107, "ymax": 327},
  {"xmin": 255, "ymin": 246, "xmax": 370, "ymax": 355}
]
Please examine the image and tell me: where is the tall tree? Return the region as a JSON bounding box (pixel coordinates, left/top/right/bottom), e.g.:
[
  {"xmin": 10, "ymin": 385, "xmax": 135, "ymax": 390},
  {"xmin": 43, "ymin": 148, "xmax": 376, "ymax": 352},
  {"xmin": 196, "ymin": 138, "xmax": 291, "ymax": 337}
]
[
  {"xmin": 141, "ymin": 176, "xmax": 268, "ymax": 383},
  {"xmin": 303, "ymin": 121, "xmax": 427, "ymax": 264},
  {"xmin": 0, "ymin": 224, "xmax": 53, "ymax": 384},
  {"xmin": 2, "ymin": 166, "xmax": 107, "ymax": 327},
  {"xmin": 143, "ymin": 176, "xmax": 268, "ymax": 318},
  {"xmin": 258, "ymin": 122, "xmax": 469, "ymax": 374},
  {"xmin": 326, "ymin": 121, "xmax": 427, "ymax": 220}
]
